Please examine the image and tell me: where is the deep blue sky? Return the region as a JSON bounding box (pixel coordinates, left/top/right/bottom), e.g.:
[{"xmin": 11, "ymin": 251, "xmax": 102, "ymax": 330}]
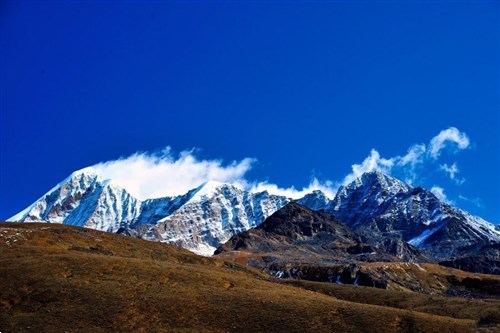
[{"xmin": 1, "ymin": 1, "xmax": 499, "ymax": 223}]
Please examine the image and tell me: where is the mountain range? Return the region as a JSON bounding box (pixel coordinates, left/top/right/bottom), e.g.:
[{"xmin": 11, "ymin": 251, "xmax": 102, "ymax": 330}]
[{"xmin": 8, "ymin": 169, "xmax": 500, "ymax": 273}]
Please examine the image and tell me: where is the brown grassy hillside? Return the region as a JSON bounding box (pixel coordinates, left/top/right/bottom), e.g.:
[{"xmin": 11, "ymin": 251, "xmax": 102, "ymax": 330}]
[{"xmin": 0, "ymin": 223, "xmax": 496, "ymax": 332}]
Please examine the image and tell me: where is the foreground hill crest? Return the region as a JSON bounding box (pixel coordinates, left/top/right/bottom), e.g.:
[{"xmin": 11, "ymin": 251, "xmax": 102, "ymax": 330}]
[{"xmin": 3, "ymin": 223, "xmax": 499, "ymax": 332}]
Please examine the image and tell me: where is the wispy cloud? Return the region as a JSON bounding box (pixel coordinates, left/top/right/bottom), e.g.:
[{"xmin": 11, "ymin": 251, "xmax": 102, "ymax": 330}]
[
  {"xmin": 428, "ymin": 127, "xmax": 470, "ymax": 159},
  {"xmin": 439, "ymin": 163, "xmax": 465, "ymax": 184},
  {"xmin": 91, "ymin": 147, "xmax": 256, "ymax": 200},
  {"xmin": 458, "ymin": 195, "xmax": 483, "ymax": 208},
  {"xmin": 399, "ymin": 144, "xmax": 427, "ymax": 167},
  {"xmin": 88, "ymin": 127, "xmax": 472, "ymax": 201},
  {"xmin": 90, "ymin": 147, "xmax": 335, "ymax": 200},
  {"xmin": 340, "ymin": 127, "xmax": 471, "ymax": 187},
  {"xmin": 250, "ymin": 178, "xmax": 336, "ymax": 199},
  {"xmin": 340, "ymin": 149, "xmax": 394, "ymax": 186},
  {"xmin": 431, "ymin": 186, "xmax": 453, "ymax": 204}
]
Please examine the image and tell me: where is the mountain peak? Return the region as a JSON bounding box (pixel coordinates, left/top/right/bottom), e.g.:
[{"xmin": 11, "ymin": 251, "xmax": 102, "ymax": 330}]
[
  {"xmin": 8, "ymin": 167, "xmax": 139, "ymax": 227},
  {"xmin": 296, "ymin": 190, "xmax": 331, "ymax": 210},
  {"xmin": 361, "ymin": 171, "xmax": 409, "ymax": 190},
  {"xmin": 190, "ymin": 180, "xmax": 236, "ymax": 201},
  {"xmin": 339, "ymin": 171, "xmax": 411, "ymax": 201},
  {"xmin": 257, "ymin": 202, "xmax": 349, "ymax": 238}
]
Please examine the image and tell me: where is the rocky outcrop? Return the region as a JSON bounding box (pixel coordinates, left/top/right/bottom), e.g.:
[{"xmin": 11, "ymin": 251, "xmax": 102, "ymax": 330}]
[
  {"xmin": 439, "ymin": 244, "xmax": 500, "ymax": 275},
  {"xmin": 215, "ymin": 202, "xmax": 425, "ymax": 266}
]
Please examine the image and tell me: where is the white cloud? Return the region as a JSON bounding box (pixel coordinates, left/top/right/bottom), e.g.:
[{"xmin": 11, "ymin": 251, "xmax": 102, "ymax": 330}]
[
  {"xmin": 428, "ymin": 127, "xmax": 470, "ymax": 159},
  {"xmin": 430, "ymin": 186, "xmax": 453, "ymax": 204},
  {"xmin": 87, "ymin": 127, "xmax": 472, "ymax": 202},
  {"xmin": 91, "ymin": 147, "xmax": 256, "ymax": 199},
  {"xmin": 400, "ymin": 144, "xmax": 426, "ymax": 166},
  {"xmin": 440, "ymin": 163, "xmax": 459, "ymax": 179},
  {"xmin": 90, "ymin": 146, "xmax": 336, "ymax": 200},
  {"xmin": 340, "ymin": 127, "xmax": 471, "ymax": 187},
  {"xmin": 458, "ymin": 195, "xmax": 483, "ymax": 208},
  {"xmin": 341, "ymin": 149, "xmax": 394, "ymax": 186},
  {"xmin": 250, "ymin": 178, "xmax": 336, "ymax": 199}
]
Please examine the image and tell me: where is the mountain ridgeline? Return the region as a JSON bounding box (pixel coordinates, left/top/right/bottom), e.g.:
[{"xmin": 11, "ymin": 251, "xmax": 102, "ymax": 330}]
[
  {"xmin": 9, "ymin": 169, "xmax": 289, "ymax": 255},
  {"xmin": 8, "ymin": 169, "xmax": 500, "ymax": 274}
]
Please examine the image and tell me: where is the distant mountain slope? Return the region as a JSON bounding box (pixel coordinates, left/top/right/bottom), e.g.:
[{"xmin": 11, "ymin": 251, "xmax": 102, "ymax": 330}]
[
  {"xmin": 439, "ymin": 243, "xmax": 500, "ymax": 275},
  {"xmin": 295, "ymin": 190, "xmax": 331, "ymax": 210}
]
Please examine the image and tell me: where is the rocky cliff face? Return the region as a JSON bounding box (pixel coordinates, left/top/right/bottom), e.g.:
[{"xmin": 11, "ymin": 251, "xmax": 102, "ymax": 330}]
[{"xmin": 439, "ymin": 244, "xmax": 500, "ymax": 275}]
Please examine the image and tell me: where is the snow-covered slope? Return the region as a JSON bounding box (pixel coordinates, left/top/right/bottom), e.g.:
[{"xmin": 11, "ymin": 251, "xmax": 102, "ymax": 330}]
[
  {"xmin": 9, "ymin": 168, "xmax": 142, "ymax": 231},
  {"xmin": 9, "ymin": 173, "xmax": 290, "ymax": 255},
  {"xmin": 153, "ymin": 181, "xmax": 290, "ymax": 255},
  {"xmin": 295, "ymin": 190, "xmax": 331, "ymax": 211},
  {"xmin": 329, "ymin": 171, "xmax": 500, "ymax": 258}
]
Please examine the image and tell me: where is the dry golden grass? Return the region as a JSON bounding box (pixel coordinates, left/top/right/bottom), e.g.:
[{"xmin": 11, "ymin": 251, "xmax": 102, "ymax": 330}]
[
  {"xmin": 0, "ymin": 223, "xmax": 495, "ymax": 332},
  {"xmin": 284, "ymin": 280, "xmax": 499, "ymax": 325},
  {"xmin": 358, "ymin": 262, "xmax": 500, "ymax": 295}
]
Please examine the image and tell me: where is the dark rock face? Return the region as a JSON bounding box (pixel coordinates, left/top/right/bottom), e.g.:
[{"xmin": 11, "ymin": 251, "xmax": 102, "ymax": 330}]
[
  {"xmin": 377, "ymin": 235, "xmax": 429, "ymax": 262},
  {"xmin": 439, "ymin": 244, "xmax": 500, "ymax": 275},
  {"xmin": 215, "ymin": 202, "xmax": 425, "ymax": 265},
  {"xmin": 214, "ymin": 202, "xmax": 361, "ymax": 261},
  {"xmin": 116, "ymin": 227, "xmax": 132, "ymax": 237},
  {"xmin": 267, "ymin": 263, "xmax": 388, "ymax": 289},
  {"xmin": 257, "ymin": 202, "xmax": 359, "ymax": 242}
]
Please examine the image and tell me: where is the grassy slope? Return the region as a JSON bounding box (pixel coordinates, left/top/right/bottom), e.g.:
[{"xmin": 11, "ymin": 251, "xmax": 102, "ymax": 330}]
[
  {"xmin": 284, "ymin": 280, "xmax": 499, "ymax": 325},
  {"xmin": 0, "ymin": 223, "xmax": 494, "ymax": 332}
]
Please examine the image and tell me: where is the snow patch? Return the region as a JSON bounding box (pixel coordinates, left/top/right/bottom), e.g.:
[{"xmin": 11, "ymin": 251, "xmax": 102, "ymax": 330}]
[{"xmin": 408, "ymin": 227, "xmax": 440, "ymax": 247}]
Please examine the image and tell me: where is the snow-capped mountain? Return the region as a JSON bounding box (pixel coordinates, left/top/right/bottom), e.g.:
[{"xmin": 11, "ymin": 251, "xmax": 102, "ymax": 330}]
[
  {"xmin": 151, "ymin": 181, "xmax": 290, "ymax": 255},
  {"xmin": 9, "ymin": 169, "xmax": 142, "ymax": 231},
  {"xmin": 295, "ymin": 190, "xmax": 331, "ymax": 210},
  {"xmin": 329, "ymin": 171, "xmax": 500, "ymax": 258},
  {"xmin": 8, "ymin": 169, "xmax": 290, "ymax": 255}
]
